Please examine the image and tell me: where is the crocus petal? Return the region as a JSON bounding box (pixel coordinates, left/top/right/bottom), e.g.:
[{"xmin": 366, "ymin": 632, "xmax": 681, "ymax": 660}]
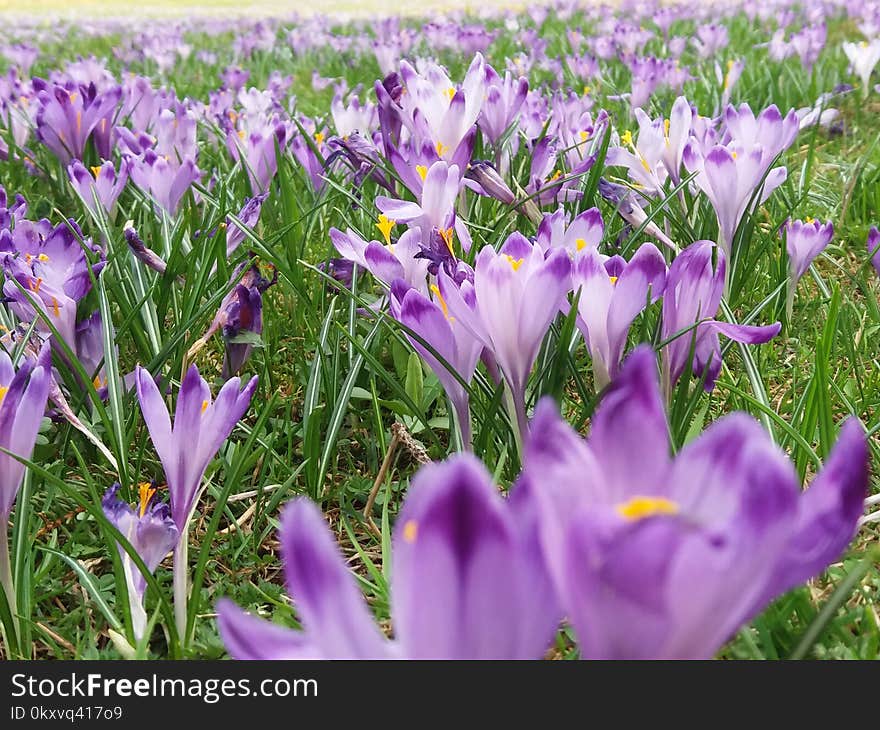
[
  {"xmin": 763, "ymin": 418, "xmax": 868, "ymax": 601},
  {"xmin": 392, "ymin": 454, "xmax": 558, "ymax": 659},
  {"xmin": 588, "ymin": 346, "xmax": 672, "ymax": 496},
  {"xmin": 216, "ymin": 599, "xmax": 320, "ymax": 660},
  {"xmin": 280, "ymin": 498, "xmax": 389, "ymax": 658}
]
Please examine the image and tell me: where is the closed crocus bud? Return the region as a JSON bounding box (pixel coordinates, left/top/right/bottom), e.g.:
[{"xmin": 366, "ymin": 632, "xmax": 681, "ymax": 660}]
[
  {"xmin": 465, "ymin": 160, "xmax": 515, "ymax": 204},
  {"xmin": 124, "ymin": 222, "xmax": 167, "ymax": 276}
]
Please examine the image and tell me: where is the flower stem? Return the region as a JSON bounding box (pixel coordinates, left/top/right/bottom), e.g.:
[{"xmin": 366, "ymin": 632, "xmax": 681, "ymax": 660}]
[
  {"xmin": 173, "ymin": 531, "xmax": 189, "ymax": 649},
  {"xmin": 0, "ymin": 526, "xmax": 18, "ymax": 640}
]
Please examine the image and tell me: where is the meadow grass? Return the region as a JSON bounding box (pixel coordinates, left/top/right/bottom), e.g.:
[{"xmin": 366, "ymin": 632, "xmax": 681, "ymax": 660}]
[{"xmin": 0, "ymin": 4, "xmax": 878, "ymax": 660}]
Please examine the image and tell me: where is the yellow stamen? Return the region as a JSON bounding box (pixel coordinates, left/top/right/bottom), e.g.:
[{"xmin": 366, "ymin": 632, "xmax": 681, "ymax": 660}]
[
  {"xmin": 38, "ymin": 253, "xmax": 49, "ymax": 262},
  {"xmin": 92, "ymin": 375, "xmax": 104, "ymax": 390},
  {"xmin": 402, "ymin": 519, "xmax": 418, "ymax": 543},
  {"xmin": 51, "ymin": 297, "xmax": 60, "ymax": 317},
  {"xmin": 582, "ymin": 85, "xmax": 591, "ymax": 96},
  {"xmin": 24, "ymin": 253, "xmax": 33, "ymax": 263},
  {"xmin": 549, "ymin": 169, "xmax": 562, "ymax": 182},
  {"xmin": 237, "ymin": 129, "xmax": 246, "ymax": 140},
  {"xmin": 609, "ymin": 275, "xmax": 618, "ymax": 286},
  {"xmin": 376, "ymin": 214, "xmax": 395, "ymax": 245},
  {"xmin": 314, "ymin": 131, "xmax": 325, "ymax": 145},
  {"xmin": 429, "ymin": 284, "xmax": 454, "ymax": 321},
  {"xmin": 616, "ymin": 496, "xmax": 679, "ymax": 521},
  {"xmin": 201, "ymin": 399, "xmax": 209, "ymax": 413},
  {"xmin": 138, "ymin": 482, "xmax": 156, "ymax": 518},
  {"xmin": 576, "ymin": 238, "xmax": 587, "ymax": 251},
  {"xmin": 504, "ymin": 255, "xmax": 524, "ymax": 271},
  {"xmin": 30, "ymin": 277, "xmax": 43, "ymax": 293},
  {"xmin": 416, "ymin": 164, "xmax": 428, "ymax": 181},
  {"xmin": 805, "ymin": 216, "xmax": 815, "ymax": 224},
  {"xmin": 620, "ymin": 129, "xmax": 633, "ymax": 147},
  {"xmin": 444, "ymin": 86, "xmax": 456, "ymax": 101},
  {"xmin": 579, "ymin": 130, "xmax": 589, "ymax": 142},
  {"xmin": 0, "ymin": 385, "xmax": 8, "ymax": 405},
  {"xmin": 90, "ymin": 165, "xmax": 102, "ymax": 178},
  {"xmin": 731, "ymin": 151, "xmax": 738, "ymax": 160},
  {"xmin": 440, "ymin": 227, "xmax": 455, "ymax": 256},
  {"xmin": 435, "ymin": 140, "xmax": 449, "ymax": 157}
]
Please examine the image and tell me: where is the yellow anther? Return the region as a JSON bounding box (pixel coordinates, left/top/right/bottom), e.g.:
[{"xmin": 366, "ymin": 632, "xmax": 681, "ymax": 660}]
[
  {"xmin": 416, "ymin": 164, "xmax": 428, "ymax": 181},
  {"xmin": 201, "ymin": 399, "xmax": 209, "ymax": 413},
  {"xmin": 430, "ymin": 284, "xmax": 454, "ymax": 321},
  {"xmin": 445, "ymin": 86, "xmax": 456, "ymax": 101},
  {"xmin": 731, "ymin": 151, "xmax": 738, "ymax": 159},
  {"xmin": 376, "ymin": 214, "xmax": 395, "ymax": 245},
  {"xmin": 91, "ymin": 165, "xmax": 102, "ymax": 178},
  {"xmin": 579, "ymin": 130, "xmax": 590, "ymax": 142},
  {"xmin": 314, "ymin": 131, "xmax": 325, "ymax": 145},
  {"xmin": 30, "ymin": 277, "xmax": 43, "ymax": 293},
  {"xmin": 549, "ymin": 169, "xmax": 562, "ymax": 182},
  {"xmin": 51, "ymin": 297, "xmax": 60, "ymax": 317},
  {"xmin": 402, "ymin": 519, "xmax": 418, "ymax": 543},
  {"xmin": 237, "ymin": 129, "xmax": 246, "ymax": 140},
  {"xmin": 609, "ymin": 275, "xmax": 618, "ymax": 286},
  {"xmin": 0, "ymin": 385, "xmax": 8, "ymax": 405},
  {"xmin": 38, "ymin": 253, "xmax": 50, "ymax": 262},
  {"xmin": 616, "ymin": 496, "xmax": 679, "ymax": 521},
  {"xmin": 440, "ymin": 227, "xmax": 455, "ymax": 256},
  {"xmin": 435, "ymin": 140, "xmax": 449, "ymax": 157},
  {"xmin": 576, "ymin": 238, "xmax": 587, "ymax": 251},
  {"xmin": 621, "ymin": 129, "xmax": 634, "ymax": 147},
  {"xmin": 138, "ymin": 482, "xmax": 156, "ymax": 518},
  {"xmin": 504, "ymin": 255, "xmax": 524, "ymax": 271},
  {"xmin": 663, "ymin": 118, "xmax": 670, "ymax": 139},
  {"xmin": 583, "ymin": 85, "xmax": 591, "ymax": 96}
]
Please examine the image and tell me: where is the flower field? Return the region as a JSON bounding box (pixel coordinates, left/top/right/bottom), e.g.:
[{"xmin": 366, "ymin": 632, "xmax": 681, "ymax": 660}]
[{"xmin": 0, "ymin": 0, "xmax": 878, "ymax": 661}]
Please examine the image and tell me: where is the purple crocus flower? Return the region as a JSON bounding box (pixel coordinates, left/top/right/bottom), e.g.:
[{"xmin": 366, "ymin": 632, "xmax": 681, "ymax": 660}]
[
  {"xmin": 574, "ymin": 243, "xmax": 666, "ymax": 388},
  {"xmin": 33, "ymin": 80, "xmax": 121, "ymax": 164},
  {"xmin": 129, "ymin": 150, "xmax": 201, "ymax": 216},
  {"xmin": 135, "ymin": 364, "xmax": 257, "ymax": 637},
  {"xmin": 478, "ymin": 65, "xmax": 528, "ymax": 145},
  {"xmin": 68, "ymin": 159, "xmax": 130, "ymax": 217},
  {"xmin": 1, "ymin": 220, "xmax": 105, "ymax": 351},
  {"xmin": 519, "ymin": 346, "xmax": 867, "ymax": 659},
  {"xmin": 329, "ymin": 226, "xmax": 430, "ymax": 294},
  {"xmin": 135, "ymin": 364, "xmax": 257, "ymax": 532},
  {"xmin": 535, "ymin": 207, "xmax": 604, "ymax": 256},
  {"xmin": 723, "ymin": 104, "xmax": 799, "ymax": 167},
  {"xmin": 784, "ymin": 218, "xmax": 834, "ymax": 290},
  {"xmin": 0, "ymin": 349, "xmax": 50, "ymax": 617},
  {"xmin": 683, "ymin": 143, "xmax": 788, "ymax": 265},
  {"xmin": 102, "ymin": 483, "xmax": 179, "ymax": 640},
  {"xmin": 227, "ymin": 120, "xmax": 288, "ymax": 194},
  {"xmin": 376, "ymin": 160, "xmax": 470, "ymax": 253},
  {"xmin": 217, "ymin": 453, "xmax": 559, "ymax": 659},
  {"xmin": 399, "ymin": 54, "xmax": 485, "ymax": 163},
  {"xmin": 389, "ymin": 278, "xmax": 483, "ymax": 449},
  {"xmin": 661, "ymin": 240, "xmax": 781, "ymax": 393},
  {"xmin": 438, "ymin": 233, "xmax": 571, "ymax": 441}
]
